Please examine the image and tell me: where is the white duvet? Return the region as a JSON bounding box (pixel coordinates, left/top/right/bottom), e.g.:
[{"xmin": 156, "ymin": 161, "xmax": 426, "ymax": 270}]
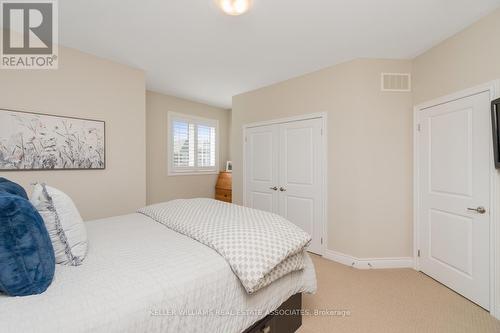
[{"xmin": 0, "ymin": 213, "xmax": 316, "ymax": 333}]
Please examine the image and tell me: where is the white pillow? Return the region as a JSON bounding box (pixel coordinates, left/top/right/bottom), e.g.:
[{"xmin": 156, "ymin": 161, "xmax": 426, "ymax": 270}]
[{"xmin": 30, "ymin": 183, "xmax": 88, "ymax": 266}]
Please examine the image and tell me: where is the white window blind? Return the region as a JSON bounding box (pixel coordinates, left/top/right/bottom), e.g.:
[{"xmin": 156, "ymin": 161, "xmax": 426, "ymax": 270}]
[{"xmin": 169, "ymin": 112, "xmax": 218, "ymax": 175}]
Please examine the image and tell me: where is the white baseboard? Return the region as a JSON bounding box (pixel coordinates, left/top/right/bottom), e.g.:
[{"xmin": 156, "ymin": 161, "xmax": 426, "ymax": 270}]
[{"xmin": 323, "ymin": 249, "xmax": 414, "ymax": 269}]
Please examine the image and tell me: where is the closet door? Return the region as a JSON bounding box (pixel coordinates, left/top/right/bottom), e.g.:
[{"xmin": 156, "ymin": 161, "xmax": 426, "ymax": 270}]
[
  {"xmin": 244, "ymin": 125, "xmax": 280, "ymax": 213},
  {"xmin": 278, "ymin": 119, "xmax": 323, "ymax": 254}
]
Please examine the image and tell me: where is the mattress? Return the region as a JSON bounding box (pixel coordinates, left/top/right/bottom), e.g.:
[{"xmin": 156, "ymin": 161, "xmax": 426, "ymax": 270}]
[{"xmin": 0, "ymin": 213, "xmax": 317, "ymax": 333}]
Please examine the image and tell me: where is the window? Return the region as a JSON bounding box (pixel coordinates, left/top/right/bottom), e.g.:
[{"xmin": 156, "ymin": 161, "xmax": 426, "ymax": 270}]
[{"xmin": 168, "ymin": 112, "xmax": 218, "ymax": 175}]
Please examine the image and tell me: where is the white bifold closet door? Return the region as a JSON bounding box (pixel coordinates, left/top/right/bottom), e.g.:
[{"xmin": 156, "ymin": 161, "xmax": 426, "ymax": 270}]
[{"xmin": 245, "ymin": 118, "xmax": 324, "ymax": 254}]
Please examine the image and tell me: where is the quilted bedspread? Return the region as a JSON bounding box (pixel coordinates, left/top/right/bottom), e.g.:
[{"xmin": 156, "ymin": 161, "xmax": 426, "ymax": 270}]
[{"xmin": 138, "ymin": 198, "xmax": 312, "ymax": 293}]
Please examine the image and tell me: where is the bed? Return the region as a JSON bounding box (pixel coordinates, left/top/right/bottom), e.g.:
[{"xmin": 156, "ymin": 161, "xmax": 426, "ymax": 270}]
[{"xmin": 0, "ymin": 212, "xmax": 316, "ymax": 333}]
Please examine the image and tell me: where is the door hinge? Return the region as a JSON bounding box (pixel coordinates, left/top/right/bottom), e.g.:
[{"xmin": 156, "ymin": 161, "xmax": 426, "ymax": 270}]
[
  {"xmin": 417, "ymin": 249, "xmax": 421, "ymax": 257},
  {"xmin": 417, "ymin": 123, "xmax": 421, "ymax": 132},
  {"xmin": 321, "ymin": 237, "xmax": 323, "ymax": 245}
]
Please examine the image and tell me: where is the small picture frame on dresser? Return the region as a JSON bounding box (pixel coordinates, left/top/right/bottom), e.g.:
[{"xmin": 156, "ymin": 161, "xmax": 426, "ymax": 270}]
[{"xmin": 225, "ymin": 161, "xmax": 232, "ymax": 172}]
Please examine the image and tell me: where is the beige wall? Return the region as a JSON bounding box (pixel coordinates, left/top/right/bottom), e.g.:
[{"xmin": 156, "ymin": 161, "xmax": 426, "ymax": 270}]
[
  {"xmin": 413, "ymin": 7, "xmax": 500, "ymax": 104},
  {"xmin": 0, "ymin": 46, "xmax": 146, "ymax": 221},
  {"xmin": 232, "ymin": 59, "xmax": 413, "ymax": 258},
  {"xmin": 146, "ymin": 91, "xmax": 230, "ymax": 204}
]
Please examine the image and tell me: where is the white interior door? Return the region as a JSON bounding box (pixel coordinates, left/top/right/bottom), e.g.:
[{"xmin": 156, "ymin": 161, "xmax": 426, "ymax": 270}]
[
  {"xmin": 245, "ymin": 124, "xmax": 279, "ymax": 213},
  {"xmin": 245, "ymin": 117, "xmax": 325, "ymax": 255},
  {"xmin": 279, "ymin": 119, "xmax": 324, "ymax": 254},
  {"xmin": 418, "ymin": 91, "xmax": 491, "ymax": 309}
]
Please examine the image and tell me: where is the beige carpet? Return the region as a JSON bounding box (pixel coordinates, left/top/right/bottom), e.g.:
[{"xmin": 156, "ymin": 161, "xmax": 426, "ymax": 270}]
[{"xmin": 298, "ymin": 255, "xmax": 500, "ymax": 333}]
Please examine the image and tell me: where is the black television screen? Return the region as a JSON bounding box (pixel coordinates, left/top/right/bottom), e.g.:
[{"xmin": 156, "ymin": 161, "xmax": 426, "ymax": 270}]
[{"xmin": 493, "ymin": 98, "xmax": 500, "ymax": 169}]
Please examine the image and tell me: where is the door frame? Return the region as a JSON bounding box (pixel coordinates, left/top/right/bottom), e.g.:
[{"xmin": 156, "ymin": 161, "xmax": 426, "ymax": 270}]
[
  {"xmin": 242, "ymin": 112, "xmax": 328, "ymax": 256},
  {"xmin": 413, "ymin": 80, "xmax": 500, "ymax": 318}
]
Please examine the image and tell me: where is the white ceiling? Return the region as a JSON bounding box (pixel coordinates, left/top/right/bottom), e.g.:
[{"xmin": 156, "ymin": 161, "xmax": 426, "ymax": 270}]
[{"xmin": 59, "ymin": 0, "xmax": 500, "ymax": 108}]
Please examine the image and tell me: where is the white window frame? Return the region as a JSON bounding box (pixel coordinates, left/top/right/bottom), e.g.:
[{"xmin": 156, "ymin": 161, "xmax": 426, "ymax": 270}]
[{"xmin": 168, "ymin": 111, "xmax": 219, "ymax": 176}]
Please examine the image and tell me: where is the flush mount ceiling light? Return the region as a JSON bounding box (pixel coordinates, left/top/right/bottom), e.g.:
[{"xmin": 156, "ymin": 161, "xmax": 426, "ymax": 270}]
[{"xmin": 217, "ymin": 0, "xmax": 252, "ymax": 16}]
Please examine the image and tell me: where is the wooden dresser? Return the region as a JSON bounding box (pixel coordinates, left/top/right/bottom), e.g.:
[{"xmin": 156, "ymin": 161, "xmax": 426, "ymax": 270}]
[{"xmin": 215, "ymin": 171, "xmax": 232, "ymax": 203}]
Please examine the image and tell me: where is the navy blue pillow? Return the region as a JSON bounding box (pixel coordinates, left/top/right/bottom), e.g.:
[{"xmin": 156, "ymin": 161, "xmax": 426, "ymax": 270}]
[
  {"xmin": 0, "ymin": 194, "xmax": 55, "ymax": 296},
  {"xmin": 0, "ymin": 178, "xmax": 28, "ymax": 200}
]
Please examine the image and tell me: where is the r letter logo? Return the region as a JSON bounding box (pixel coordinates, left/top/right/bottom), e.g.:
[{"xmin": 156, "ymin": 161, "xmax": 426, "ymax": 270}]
[{"xmin": 1, "ymin": 0, "xmax": 58, "ymax": 69}]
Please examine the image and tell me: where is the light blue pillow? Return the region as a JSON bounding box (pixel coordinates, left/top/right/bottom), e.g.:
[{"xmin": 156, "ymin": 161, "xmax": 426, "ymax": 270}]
[{"xmin": 0, "ymin": 193, "xmax": 55, "ymax": 296}]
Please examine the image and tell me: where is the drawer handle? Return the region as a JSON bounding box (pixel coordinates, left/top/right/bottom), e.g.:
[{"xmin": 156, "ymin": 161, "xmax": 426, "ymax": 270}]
[{"xmin": 261, "ymin": 326, "xmax": 271, "ymax": 333}]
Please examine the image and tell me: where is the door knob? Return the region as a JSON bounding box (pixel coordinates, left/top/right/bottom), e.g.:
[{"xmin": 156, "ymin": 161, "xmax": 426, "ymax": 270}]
[
  {"xmin": 467, "ymin": 206, "xmax": 486, "ymax": 214},
  {"xmin": 279, "ymin": 187, "xmax": 287, "ymax": 192},
  {"xmin": 269, "ymin": 186, "xmax": 278, "ymax": 191}
]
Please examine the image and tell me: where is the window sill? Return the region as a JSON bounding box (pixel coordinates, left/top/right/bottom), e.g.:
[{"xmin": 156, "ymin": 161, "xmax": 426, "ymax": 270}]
[{"xmin": 168, "ymin": 171, "xmax": 220, "ymax": 177}]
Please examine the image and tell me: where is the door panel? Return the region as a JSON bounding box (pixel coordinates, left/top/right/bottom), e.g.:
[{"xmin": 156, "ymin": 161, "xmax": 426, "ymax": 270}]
[
  {"xmin": 429, "ymin": 209, "xmax": 473, "ymax": 276},
  {"xmin": 285, "ymin": 127, "xmax": 314, "ymax": 185},
  {"xmin": 249, "ymin": 192, "xmax": 274, "ymax": 214},
  {"xmin": 284, "ymin": 196, "xmax": 314, "ymax": 235},
  {"xmin": 418, "ymin": 91, "xmax": 490, "ymax": 309},
  {"xmin": 279, "ymin": 118, "xmax": 323, "ymax": 254},
  {"xmin": 251, "ymin": 132, "xmax": 274, "ymax": 182},
  {"xmin": 245, "ymin": 125, "xmax": 279, "ymax": 213},
  {"xmin": 429, "ymin": 108, "xmax": 472, "ymax": 197}
]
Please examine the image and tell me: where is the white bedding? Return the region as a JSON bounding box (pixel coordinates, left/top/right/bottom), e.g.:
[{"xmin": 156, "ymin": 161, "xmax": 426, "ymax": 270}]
[{"xmin": 0, "ymin": 213, "xmax": 316, "ymax": 333}]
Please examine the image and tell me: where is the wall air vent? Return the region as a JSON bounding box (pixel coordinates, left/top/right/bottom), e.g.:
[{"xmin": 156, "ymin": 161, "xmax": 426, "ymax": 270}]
[{"xmin": 381, "ymin": 73, "xmax": 411, "ymax": 92}]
